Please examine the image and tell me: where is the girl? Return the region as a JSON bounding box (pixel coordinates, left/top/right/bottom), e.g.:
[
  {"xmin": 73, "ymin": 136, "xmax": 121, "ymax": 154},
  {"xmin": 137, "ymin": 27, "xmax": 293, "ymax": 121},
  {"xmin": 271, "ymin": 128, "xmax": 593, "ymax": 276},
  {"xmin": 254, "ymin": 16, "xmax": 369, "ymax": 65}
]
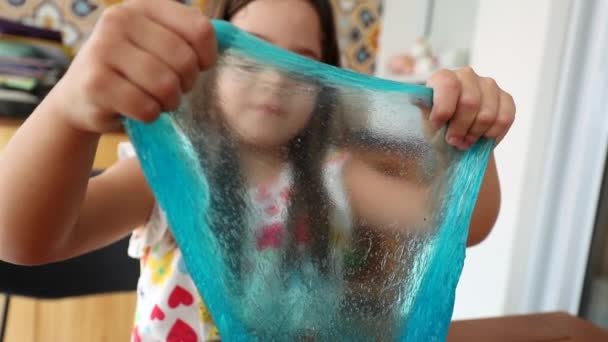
[
  {"xmin": 0, "ymin": 0, "xmax": 515, "ymax": 340},
  {"xmin": 165, "ymin": 34, "xmax": 347, "ymax": 338}
]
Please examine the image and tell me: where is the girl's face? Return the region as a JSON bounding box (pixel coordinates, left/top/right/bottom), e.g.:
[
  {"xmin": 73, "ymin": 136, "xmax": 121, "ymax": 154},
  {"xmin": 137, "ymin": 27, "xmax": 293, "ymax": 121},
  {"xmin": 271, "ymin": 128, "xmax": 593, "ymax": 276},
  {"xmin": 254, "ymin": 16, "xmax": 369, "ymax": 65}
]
[{"xmin": 216, "ymin": 0, "xmax": 323, "ymax": 149}]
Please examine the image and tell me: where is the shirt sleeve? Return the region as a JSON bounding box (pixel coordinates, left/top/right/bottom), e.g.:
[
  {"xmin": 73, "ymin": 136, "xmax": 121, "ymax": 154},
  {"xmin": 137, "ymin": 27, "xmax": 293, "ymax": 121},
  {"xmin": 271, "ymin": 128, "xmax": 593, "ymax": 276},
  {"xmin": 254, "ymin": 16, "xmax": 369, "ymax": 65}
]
[{"xmin": 118, "ymin": 142, "xmax": 173, "ymax": 258}]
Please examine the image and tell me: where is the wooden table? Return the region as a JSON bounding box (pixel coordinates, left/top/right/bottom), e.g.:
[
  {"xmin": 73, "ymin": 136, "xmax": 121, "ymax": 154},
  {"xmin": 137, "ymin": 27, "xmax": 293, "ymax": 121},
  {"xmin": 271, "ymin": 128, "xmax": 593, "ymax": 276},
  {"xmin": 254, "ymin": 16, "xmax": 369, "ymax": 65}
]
[{"xmin": 448, "ymin": 312, "xmax": 608, "ymax": 341}]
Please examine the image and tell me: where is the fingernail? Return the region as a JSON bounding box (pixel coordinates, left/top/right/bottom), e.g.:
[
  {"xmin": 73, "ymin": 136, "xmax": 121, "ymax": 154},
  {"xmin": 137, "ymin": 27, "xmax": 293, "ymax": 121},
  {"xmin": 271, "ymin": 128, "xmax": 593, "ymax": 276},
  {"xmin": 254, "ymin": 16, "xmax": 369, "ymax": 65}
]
[{"xmin": 447, "ymin": 136, "xmax": 461, "ymax": 146}]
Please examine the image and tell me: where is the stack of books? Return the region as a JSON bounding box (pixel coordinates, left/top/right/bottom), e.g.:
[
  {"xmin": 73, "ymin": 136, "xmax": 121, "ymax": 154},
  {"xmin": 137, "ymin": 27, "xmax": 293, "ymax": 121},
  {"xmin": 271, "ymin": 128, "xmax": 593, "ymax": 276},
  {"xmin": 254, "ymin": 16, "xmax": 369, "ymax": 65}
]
[{"xmin": 0, "ymin": 17, "xmax": 73, "ymax": 118}]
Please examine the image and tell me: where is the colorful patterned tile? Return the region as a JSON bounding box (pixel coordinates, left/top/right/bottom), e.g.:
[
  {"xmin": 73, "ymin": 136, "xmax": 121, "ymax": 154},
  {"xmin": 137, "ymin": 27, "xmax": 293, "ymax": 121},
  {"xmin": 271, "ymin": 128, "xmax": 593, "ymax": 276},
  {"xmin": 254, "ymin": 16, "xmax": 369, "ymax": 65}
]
[
  {"xmin": 16, "ymin": 0, "xmax": 81, "ymax": 47},
  {"xmin": 3, "ymin": 0, "xmax": 377, "ymax": 71},
  {"xmin": 331, "ymin": 0, "xmax": 382, "ymax": 75},
  {"xmin": 60, "ymin": 0, "xmax": 100, "ymax": 49},
  {"xmin": 1, "ymin": 0, "xmax": 45, "ymax": 21}
]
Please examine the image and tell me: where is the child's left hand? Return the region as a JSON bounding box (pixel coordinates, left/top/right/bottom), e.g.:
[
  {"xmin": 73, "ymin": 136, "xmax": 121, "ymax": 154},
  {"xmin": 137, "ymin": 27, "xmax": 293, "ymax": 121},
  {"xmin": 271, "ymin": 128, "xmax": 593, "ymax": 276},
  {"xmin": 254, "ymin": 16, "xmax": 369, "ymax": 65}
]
[{"xmin": 426, "ymin": 67, "xmax": 516, "ymax": 150}]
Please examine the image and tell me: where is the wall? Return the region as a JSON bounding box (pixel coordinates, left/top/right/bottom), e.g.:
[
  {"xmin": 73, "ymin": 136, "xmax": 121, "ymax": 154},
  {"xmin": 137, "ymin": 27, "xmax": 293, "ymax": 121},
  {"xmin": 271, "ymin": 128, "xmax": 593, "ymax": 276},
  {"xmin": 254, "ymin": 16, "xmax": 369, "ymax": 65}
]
[
  {"xmin": 428, "ymin": 0, "xmax": 479, "ymax": 52},
  {"xmin": 0, "ymin": 0, "xmax": 208, "ymax": 49},
  {"xmin": 331, "ymin": 0, "xmax": 383, "ymax": 74},
  {"xmin": 454, "ymin": 0, "xmax": 569, "ymax": 319},
  {"xmin": 375, "ymin": 0, "xmax": 478, "ymax": 80},
  {"xmin": 376, "ymin": 0, "xmax": 570, "ymax": 319},
  {"xmin": 375, "ymin": 0, "xmax": 419, "ymax": 79},
  {"xmin": 1, "ymin": 0, "xmax": 383, "ymax": 74},
  {"xmin": 506, "ymin": 0, "xmax": 608, "ymax": 316}
]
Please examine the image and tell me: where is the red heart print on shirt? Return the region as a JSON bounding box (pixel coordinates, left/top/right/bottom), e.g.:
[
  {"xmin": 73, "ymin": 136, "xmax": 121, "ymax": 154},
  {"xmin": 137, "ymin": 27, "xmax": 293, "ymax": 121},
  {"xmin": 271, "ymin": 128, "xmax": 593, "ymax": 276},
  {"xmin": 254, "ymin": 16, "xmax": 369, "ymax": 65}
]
[
  {"xmin": 166, "ymin": 319, "xmax": 197, "ymax": 342},
  {"xmin": 256, "ymin": 223, "xmax": 285, "ymax": 250},
  {"xmin": 168, "ymin": 286, "xmax": 194, "ymax": 309},
  {"xmin": 151, "ymin": 304, "xmax": 165, "ymax": 321}
]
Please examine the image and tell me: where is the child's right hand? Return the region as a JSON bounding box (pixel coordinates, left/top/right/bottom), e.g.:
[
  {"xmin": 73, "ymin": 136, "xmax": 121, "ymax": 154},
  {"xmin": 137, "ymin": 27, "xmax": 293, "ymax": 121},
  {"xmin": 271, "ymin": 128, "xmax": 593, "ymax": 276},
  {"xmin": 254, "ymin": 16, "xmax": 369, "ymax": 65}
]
[{"xmin": 53, "ymin": 0, "xmax": 217, "ymax": 133}]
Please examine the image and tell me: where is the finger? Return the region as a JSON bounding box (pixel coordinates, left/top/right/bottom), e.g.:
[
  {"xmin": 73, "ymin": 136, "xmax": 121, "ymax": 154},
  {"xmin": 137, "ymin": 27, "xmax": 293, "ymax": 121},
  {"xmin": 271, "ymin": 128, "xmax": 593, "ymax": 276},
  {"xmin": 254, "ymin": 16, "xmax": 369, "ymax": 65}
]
[
  {"xmin": 426, "ymin": 69, "xmax": 460, "ymax": 130},
  {"xmin": 445, "ymin": 67, "xmax": 482, "ymax": 149},
  {"xmin": 85, "ymin": 68, "xmax": 162, "ymax": 125},
  {"xmin": 101, "ymin": 37, "xmax": 182, "ymax": 111},
  {"xmin": 486, "ymin": 91, "xmax": 515, "ymax": 143},
  {"xmin": 465, "ymin": 77, "xmax": 500, "ymax": 145},
  {"xmin": 124, "ymin": 10, "xmax": 199, "ymax": 92},
  {"xmin": 126, "ymin": 0, "xmax": 217, "ymax": 70}
]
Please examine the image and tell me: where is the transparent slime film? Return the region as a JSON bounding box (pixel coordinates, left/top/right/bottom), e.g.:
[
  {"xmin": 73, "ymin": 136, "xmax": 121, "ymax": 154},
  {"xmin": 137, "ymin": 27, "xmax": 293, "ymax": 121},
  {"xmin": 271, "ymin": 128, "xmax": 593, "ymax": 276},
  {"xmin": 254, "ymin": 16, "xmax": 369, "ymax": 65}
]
[{"xmin": 124, "ymin": 21, "xmax": 493, "ymax": 341}]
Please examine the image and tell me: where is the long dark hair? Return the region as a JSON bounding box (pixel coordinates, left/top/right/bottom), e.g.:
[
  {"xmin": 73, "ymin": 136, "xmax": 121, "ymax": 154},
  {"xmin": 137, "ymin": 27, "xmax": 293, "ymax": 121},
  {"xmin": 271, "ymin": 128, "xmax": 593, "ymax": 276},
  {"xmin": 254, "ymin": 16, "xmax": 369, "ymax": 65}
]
[
  {"xmin": 182, "ymin": 0, "xmax": 342, "ymax": 279},
  {"xmin": 207, "ymin": 0, "xmax": 340, "ymax": 67}
]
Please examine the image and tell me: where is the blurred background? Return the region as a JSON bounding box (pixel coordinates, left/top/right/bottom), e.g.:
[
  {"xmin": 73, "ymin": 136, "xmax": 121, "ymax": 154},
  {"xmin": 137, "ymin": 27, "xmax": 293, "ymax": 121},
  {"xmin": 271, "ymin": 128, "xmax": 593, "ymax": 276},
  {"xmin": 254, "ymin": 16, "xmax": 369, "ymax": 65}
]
[{"xmin": 1, "ymin": 0, "xmax": 607, "ymax": 340}]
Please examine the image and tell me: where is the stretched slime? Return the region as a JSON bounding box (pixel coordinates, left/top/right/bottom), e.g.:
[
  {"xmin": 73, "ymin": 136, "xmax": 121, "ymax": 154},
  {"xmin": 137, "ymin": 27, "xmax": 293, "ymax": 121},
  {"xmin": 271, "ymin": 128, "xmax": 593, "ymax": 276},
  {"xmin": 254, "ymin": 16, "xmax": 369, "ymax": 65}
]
[{"xmin": 124, "ymin": 20, "xmax": 493, "ymax": 342}]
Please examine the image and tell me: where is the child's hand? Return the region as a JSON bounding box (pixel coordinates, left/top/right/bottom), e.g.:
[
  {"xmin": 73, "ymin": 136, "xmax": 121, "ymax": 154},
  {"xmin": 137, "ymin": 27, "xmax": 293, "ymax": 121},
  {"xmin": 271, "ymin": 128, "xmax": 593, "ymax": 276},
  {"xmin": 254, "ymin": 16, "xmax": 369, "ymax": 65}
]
[
  {"xmin": 426, "ymin": 67, "xmax": 516, "ymax": 150},
  {"xmin": 53, "ymin": 0, "xmax": 217, "ymax": 133}
]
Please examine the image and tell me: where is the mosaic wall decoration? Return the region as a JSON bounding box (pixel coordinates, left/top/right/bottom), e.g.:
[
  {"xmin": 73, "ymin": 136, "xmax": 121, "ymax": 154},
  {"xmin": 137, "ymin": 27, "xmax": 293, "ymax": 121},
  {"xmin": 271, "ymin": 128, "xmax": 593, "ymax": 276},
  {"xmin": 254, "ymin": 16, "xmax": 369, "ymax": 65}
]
[
  {"xmin": 331, "ymin": 0, "xmax": 382, "ymax": 75},
  {"xmin": 1, "ymin": 0, "xmax": 381, "ymax": 73},
  {"xmin": 0, "ymin": 0, "xmax": 207, "ymax": 50}
]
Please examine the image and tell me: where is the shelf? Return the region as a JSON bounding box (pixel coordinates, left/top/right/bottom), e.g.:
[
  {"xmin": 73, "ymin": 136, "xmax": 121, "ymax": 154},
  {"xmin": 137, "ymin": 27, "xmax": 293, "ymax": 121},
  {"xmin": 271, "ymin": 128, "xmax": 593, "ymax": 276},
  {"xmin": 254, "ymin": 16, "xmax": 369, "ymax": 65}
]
[{"xmin": 0, "ymin": 116, "xmax": 128, "ymax": 170}]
